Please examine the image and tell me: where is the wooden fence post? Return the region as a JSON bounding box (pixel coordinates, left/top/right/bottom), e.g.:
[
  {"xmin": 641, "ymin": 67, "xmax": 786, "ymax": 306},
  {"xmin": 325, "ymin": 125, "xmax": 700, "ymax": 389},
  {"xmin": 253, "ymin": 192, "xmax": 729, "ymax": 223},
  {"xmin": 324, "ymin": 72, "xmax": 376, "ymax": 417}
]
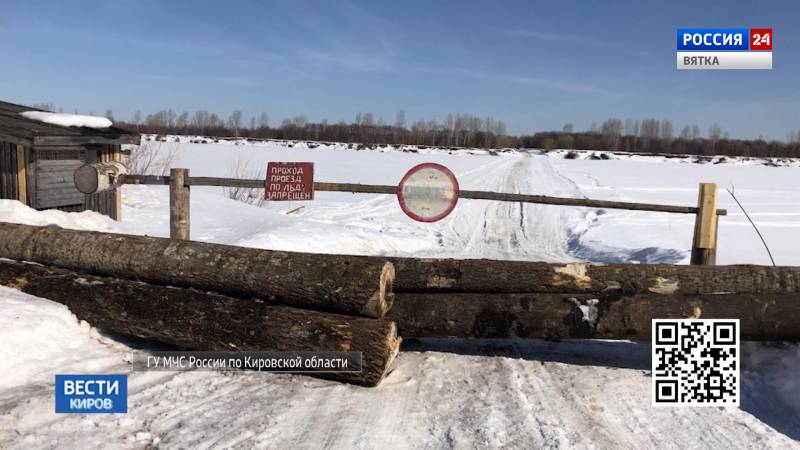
[
  {"xmin": 691, "ymin": 182, "xmax": 718, "ymax": 265},
  {"xmin": 170, "ymin": 168, "xmax": 190, "ymax": 240},
  {"xmin": 112, "ymin": 145, "xmax": 122, "ymax": 222}
]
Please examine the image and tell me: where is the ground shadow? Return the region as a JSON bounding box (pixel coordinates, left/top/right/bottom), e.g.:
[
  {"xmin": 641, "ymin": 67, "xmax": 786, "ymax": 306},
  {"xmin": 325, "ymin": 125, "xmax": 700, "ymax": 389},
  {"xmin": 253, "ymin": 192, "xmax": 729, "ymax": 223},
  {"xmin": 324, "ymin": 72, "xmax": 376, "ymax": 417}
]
[
  {"xmin": 739, "ymin": 378, "xmax": 800, "ymax": 442},
  {"xmin": 568, "ymin": 233, "xmax": 686, "ymax": 264},
  {"xmin": 97, "ymin": 329, "xmax": 189, "ymax": 351},
  {"xmin": 739, "ymin": 343, "xmax": 800, "ymax": 442},
  {"xmin": 404, "ymin": 338, "xmax": 800, "ymax": 442},
  {"xmin": 402, "ymin": 337, "xmax": 652, "ymax": 370}
]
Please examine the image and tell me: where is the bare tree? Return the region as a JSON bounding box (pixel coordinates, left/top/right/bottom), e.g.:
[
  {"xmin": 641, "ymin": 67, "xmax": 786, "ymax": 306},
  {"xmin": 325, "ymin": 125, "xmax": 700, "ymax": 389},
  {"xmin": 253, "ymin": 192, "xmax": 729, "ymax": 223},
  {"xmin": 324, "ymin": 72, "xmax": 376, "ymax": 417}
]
[
  {"xmin": 209, "ymin": 113, "xmax": 221, "ymax": 129},
  {"xmin": 709, "ymin": 123, "xmax": 723, "ymax": 141},
  {"xmin": 124, "ymin": 141, "xmax": 181, "ymax": 176},
  {"xmin": 601, "ymin": 118, "xmax": 622, "ymax": 150},
  {"xmin": 691, "ymin": 125, "xmax": 700, "ymax": 139},
  {"xmin": 32, "ymin": 102, "xmax": 57, "ymax": 112},
  {"xmin": 176, "ymin": 111, "xmax": 189, "ymax": 130},
  {"xmin": 394, "ymin": 110, "xmax": 406, "ymax": 129},
  {"xmin": 258, "ymin": 112, "xmax": 270, "ymax": 129},
  {"xmin": 661, "ymin": 119, "xmax": 673, "ymax": 141},
  {"xmin": 361, "ymin": 112, "xmax": 374, "ymax": 126},
  {"xmin": 225, "ymin": 152, "xmax": 265, "ymax": 207},
  {"xmin": 228, "ymin": 110, "xmax": 243, "ymax": 137},
  {"xmin": 292, "ymin": 115, "xmax": 307, "ymax": 127}
]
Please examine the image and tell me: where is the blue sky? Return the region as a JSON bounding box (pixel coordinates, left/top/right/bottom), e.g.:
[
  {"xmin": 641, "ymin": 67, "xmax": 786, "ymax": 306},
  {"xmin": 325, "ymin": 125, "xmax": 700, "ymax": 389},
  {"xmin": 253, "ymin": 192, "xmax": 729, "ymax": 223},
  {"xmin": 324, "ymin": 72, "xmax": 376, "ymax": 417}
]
[{"xmin": 1, "ymin": 0, "xmax": 798, "ymax": 140}]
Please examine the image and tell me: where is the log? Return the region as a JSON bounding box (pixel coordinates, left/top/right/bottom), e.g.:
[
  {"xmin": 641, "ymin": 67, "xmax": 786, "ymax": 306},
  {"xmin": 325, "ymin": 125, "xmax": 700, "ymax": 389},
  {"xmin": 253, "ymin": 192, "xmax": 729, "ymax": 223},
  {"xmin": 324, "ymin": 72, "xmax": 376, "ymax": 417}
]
[
  {"xmin": 389, "ymin": 258, "xmax": 800, "ymax": 295},
  {"xmin": 388, "ymin": 293, "xmax": 596, "ymax": 339},
  {"xmin": 73, "ymin": 161, "xmax": 128, "ymax": 194},
  {"xmin": 0, "ymin": 259, "xmax": 400, "ymax": 387},
  {"xmin": 0, "ymin": 222, "xmax": 395, "ymax": 318},
  {"xmin": 595, "ymin": 293, "xmax": 800, "ymax": 342},
  {"xmin": 389, "ymin": 292, "xmax": 800, "ymax": 341}
]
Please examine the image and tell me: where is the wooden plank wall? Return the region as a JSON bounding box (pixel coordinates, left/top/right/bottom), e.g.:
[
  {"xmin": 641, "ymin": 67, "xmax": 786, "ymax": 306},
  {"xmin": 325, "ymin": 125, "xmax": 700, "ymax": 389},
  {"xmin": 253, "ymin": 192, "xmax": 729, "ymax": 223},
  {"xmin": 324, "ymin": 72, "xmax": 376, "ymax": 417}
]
[
  {"xmin": 0, "ymin": 140, "xmax": 19, "ymax": 201},
  {"xmin": 25, "ymin": 144, "xmax": 35, "ymax": 208},
  {"xmin": 3, "ymin": 139, "xmax": 123, "ymax": 219},
  {"xmin": 35, "ymin": 149, "xmax": 84, "ymax": 209},
  {"xmin": 15, "ymin": 144, "xmax": 26, "ymax": 205}
]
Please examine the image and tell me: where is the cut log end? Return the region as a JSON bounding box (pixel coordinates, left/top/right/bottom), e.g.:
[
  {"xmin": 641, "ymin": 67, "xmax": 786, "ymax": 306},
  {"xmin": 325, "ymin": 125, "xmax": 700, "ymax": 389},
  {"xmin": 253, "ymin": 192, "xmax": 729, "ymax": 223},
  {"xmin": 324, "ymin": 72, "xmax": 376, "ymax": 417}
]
[
  {"xmin": 380, "ymin": 322, "xmax": 402, "ymax": 379},
  {"xmin": 361, "ymin": 321, "xmax": 402, "ymax": 387},
  {"xmin": 362, "ymin": 262, "xmax": 396, "ymax": 318},
  {"xmin": 74, "ymin": 162, "xmax": 128, "ymax": 194}
]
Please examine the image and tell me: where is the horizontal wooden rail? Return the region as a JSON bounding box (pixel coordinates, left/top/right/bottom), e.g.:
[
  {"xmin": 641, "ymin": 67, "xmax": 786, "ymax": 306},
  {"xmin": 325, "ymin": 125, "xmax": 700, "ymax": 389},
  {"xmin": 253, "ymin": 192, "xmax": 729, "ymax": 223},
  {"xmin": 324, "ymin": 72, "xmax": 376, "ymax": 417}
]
[{"xmin": 118, "ymin": 174, "xmax": 727, "ymax": 216}]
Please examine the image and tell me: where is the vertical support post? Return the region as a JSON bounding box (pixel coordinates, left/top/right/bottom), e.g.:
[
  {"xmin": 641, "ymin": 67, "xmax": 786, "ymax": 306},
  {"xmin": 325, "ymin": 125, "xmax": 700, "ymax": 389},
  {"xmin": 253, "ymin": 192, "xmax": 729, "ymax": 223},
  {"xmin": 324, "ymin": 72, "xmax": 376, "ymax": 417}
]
[
  {"xmin": 16, "ymin": 144, "xmax": 27, "ymax": 205},
  {"xmin": 170, "ymin": 168, "xmax": 190, "ymax": 240},
  {"xmin": 112, "ymin": 145, "xmax": 122, "ymax": 221},
  {"xmin": 691, "ymin": 182, "xmax": 718, "ymax": 265}
]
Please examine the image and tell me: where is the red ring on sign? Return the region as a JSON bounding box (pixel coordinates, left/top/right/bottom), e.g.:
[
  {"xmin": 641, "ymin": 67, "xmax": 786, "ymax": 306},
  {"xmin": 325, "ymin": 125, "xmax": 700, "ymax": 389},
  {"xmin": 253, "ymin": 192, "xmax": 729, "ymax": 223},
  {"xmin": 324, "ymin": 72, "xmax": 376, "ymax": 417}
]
[{"xmin": 397, "ymin": 162, "xmax": 460, "ymax": 222}]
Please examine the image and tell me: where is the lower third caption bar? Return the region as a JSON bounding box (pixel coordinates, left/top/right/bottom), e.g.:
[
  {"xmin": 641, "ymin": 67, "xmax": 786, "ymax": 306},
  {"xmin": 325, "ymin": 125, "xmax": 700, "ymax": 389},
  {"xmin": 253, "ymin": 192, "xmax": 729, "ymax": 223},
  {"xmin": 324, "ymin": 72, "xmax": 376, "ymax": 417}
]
[{"xmin": 130, "ymin": 351, "xmax": 362, "ymax": 373}]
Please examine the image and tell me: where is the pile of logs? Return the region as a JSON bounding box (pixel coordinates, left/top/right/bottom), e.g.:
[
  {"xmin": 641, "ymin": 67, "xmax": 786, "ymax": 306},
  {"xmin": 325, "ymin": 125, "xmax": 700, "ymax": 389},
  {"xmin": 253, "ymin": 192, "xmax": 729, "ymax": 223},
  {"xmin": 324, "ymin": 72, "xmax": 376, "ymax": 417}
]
[
  {"xmin": 0, "ymin": 222, "xmax": 400, "ymax": 387},
  {"xmin": 0, "ymin": 222, "xmax": 798, "ymax": 388},
  {"xmin": 387, "ymin": 258, "xmax": 800, "ymax": 341}
]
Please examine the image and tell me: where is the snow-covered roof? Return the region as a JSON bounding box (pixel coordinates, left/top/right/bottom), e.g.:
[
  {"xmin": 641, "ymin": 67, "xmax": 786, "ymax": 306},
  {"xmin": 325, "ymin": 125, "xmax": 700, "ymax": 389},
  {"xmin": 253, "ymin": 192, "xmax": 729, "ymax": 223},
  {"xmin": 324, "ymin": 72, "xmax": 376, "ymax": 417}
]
[
  {"xmin": 0, "ymin": 100, "xmax": 137, "ymax": 146},
  {"xmin": 19, "ymin": 111, "xmax": 113, "ymax": 129}
]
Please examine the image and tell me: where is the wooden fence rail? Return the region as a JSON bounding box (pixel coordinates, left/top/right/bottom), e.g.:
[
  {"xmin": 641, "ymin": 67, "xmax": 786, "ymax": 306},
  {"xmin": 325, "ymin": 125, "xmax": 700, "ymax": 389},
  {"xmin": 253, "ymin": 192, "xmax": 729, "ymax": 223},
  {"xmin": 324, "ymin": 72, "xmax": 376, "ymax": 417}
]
[
  {"xmin": 119, "ymin": 174, "xmax": 727, "ymax": 215},
  {"xmin": 113, "ymin": 170, "xmax": 725, "ymax": 264}
]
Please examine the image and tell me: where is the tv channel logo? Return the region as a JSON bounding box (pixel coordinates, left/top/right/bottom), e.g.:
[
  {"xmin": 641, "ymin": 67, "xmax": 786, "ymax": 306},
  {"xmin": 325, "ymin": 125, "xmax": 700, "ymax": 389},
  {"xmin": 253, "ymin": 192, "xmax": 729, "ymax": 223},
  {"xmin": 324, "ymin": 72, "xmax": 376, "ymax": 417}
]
[
  {"xmin": 55, "ymin": 374, "xmax": 128, "ymax": 413},
  {"xmin": 677, "ymin": 28, "xmax": 772, "ymax": 70}
]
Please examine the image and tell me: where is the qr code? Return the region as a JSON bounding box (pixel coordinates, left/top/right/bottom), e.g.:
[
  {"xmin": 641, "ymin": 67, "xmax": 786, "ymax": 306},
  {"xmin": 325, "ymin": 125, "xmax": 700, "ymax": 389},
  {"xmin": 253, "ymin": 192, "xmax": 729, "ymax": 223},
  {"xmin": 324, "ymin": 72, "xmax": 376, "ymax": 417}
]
[{"xmin": 652, "ymin": 319, "xmax": 739, "ymax": 407}]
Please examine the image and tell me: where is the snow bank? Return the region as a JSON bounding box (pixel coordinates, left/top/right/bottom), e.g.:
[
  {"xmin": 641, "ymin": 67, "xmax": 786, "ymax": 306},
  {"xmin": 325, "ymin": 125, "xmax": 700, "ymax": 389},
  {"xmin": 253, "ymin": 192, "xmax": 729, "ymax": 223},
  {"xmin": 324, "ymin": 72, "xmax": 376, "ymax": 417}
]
[
  {"xmin": 19, "ymin": 111, "xmax": 113, "ymax": 129},
  {"xmin": 0, "ymin": 286, "xmax": 126, "ymax": 389},
  {"xmin": 542, "ymin": 148, "xmax": 800, "ymax": 168},
  {"xmin": 0, "ymin": 200, "xmax": 121, "ymax": 233}
]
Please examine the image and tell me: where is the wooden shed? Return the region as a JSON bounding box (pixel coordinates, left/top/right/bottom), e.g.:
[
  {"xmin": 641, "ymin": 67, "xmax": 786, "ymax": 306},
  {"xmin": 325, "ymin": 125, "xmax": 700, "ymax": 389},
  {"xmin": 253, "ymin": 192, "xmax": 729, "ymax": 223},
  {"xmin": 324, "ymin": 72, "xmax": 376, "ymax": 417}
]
[{"xmin": 0, "ymin": 100, "xmax": 139, "ymax": 220}]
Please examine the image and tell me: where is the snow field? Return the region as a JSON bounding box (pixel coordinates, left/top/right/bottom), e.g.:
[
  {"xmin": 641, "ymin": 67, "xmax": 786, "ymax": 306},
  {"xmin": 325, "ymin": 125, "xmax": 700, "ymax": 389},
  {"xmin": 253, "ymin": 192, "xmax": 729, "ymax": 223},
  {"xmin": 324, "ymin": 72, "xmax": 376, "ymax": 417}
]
[{"xmin": 0, "ymin": 138, "xmax": 799, "ymax": 448}]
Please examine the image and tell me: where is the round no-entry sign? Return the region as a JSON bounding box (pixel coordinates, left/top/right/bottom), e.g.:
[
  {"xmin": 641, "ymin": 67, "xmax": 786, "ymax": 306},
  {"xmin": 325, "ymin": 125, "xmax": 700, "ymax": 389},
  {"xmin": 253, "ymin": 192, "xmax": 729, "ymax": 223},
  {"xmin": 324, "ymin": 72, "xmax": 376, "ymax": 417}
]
[{"xmin": 397, "ymin": 163, "xmax": 459, "ymax": 222}]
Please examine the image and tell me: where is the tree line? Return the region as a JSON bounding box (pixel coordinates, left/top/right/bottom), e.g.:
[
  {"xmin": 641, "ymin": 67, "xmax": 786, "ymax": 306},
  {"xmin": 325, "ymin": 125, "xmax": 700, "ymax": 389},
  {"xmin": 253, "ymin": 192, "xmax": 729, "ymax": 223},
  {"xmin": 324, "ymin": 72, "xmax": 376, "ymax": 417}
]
[
  {"xmin": 29, "ymin": 103, "xmax": 800, "ymax": 157},
  {"xmin": 522, "ymin": 119, "xmax": 800, "ymax": 158},
  {"xmin": 113, "ymin": 109, "xmax": 516, "ymax": 149}
]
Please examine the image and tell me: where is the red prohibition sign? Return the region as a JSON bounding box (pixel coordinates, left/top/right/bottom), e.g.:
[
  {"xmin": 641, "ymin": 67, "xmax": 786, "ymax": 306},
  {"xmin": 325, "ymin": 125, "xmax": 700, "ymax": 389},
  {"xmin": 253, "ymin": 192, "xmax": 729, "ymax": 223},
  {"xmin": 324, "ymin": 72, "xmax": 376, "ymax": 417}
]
[{"xmin": 396, "ymin": 162, "xmax": 460, "ymax": 222}]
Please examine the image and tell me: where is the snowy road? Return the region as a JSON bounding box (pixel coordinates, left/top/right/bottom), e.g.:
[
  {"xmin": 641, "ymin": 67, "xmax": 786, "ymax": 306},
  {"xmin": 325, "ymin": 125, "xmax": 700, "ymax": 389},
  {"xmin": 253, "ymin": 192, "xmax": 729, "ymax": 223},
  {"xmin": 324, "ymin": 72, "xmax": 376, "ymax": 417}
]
[
  {"xmin": 1, "ymin": 139, "xmax": 799, "ymax": 448},
  {"xmin": 1, "ymin": 289, "xmax": 798, "ymax": 449}
]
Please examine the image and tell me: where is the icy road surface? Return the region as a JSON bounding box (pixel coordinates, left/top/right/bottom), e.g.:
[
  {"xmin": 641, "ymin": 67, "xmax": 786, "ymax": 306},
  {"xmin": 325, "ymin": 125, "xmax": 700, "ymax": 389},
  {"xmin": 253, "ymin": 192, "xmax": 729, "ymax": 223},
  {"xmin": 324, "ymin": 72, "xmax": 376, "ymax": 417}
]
[{"xmin": 0, "ymin": 139, "xmax": 799, "ymax": 448}]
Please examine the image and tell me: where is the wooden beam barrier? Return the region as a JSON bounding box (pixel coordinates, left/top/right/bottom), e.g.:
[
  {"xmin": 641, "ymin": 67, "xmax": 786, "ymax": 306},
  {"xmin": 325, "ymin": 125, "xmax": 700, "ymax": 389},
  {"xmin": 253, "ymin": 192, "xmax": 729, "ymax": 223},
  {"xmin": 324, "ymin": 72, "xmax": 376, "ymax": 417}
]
[
  {"xmin": 388, "ymin": 291, "xmax": 800, "ymax": 342},
  {"xmin": 0, "ymin": 259, "xmax": 400, "ymax": 387},
  {"xmin": 0, "ymin": 222, "xmax": 396, "ymax": 318},
  {"xmin": 691, "ymin": 183, "xmax": 719, "ymax": 265},
  {"xmin": 117, "ymin": 173, "xmax": 727, "ymax": 216}
]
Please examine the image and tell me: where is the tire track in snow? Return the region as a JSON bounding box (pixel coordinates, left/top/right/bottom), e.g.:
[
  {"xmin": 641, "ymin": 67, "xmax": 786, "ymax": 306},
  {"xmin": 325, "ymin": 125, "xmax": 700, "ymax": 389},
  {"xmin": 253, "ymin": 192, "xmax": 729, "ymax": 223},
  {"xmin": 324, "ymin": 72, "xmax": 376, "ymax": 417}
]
[
  {"xmin": 241, "ymin": 154, "xmax": 587, "ymax": 262},
  {"xmin": 443, "ymin": 155, "xmax": 585, "ymax": 262}
]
